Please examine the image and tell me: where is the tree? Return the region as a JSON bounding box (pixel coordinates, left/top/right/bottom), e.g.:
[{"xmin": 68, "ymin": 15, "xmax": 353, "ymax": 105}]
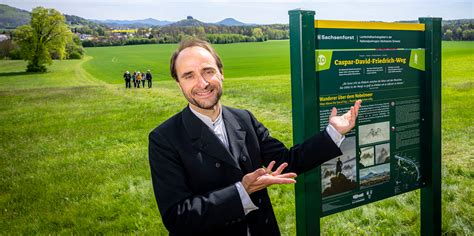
[
  {"xmin": 252, "ymin": 28, "xmax": 264, "ymax": 41},
  {"xmin": 462, "ymin": 29, "xmax": 474, "ymax": 40},
  {"xmin": 14, "ymin": 7, "xmax": 72, "ymax": 72},
  {"xmin": 65, "ymin": 35, "xmax": 84, "ymax": 59},
  {"xmin": 455, "ymin": 27, "xmax": 463, "ymax": 40},
  {"xmin": 195, "ymin": 26, "xmax": 205, "ymax": 38},
  {"xmin": 0, "ymin": 40, "xmax": 16, "ymax": 59},
  {"xmin": 444, "ymin": 29, "xmax": 453, "ymax": 41}
]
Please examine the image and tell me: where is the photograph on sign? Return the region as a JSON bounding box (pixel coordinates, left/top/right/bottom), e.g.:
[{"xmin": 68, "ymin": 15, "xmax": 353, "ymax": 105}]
[
  {"xmin": 375, "ymin": 143, "xmax": 391, "ymax": 164},
  {"xmin": 359, "ymin": 163, "xmax": 391, "ymax": 188},
  {"xmin": 359, "ymin": 146, "xmax": 375, "ymax": 167},
  {"xmin": 359, "ymin": 121, "xmax": 390, "ymax": 145},
  {"xmin": 321, "ymin": 136, "xmax": 357, "ymax": 198}
]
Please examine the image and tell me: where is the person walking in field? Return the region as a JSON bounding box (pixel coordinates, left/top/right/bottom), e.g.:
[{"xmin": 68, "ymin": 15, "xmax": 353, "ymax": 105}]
[
  {"xmin": 141, "ymin": 72, "xmax": 146, "ymax": 88},
  {"xmin": 136, "ymin": 71, "xmax": 142, "ymax": 88},
  {"xmin": 123, "ymin": 71, "xmax": 131, "ymax": 88},
  {"xmin": 132, "ymin": 71, "xmax": 137, "ymax": 88},
  {"xmin": 146, "ymin": 69, "xmax": 153, "ymax": 88}
]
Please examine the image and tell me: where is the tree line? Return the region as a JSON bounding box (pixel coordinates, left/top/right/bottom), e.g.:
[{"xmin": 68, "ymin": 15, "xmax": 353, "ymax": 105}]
[
  {"xmin": 81, "ymin": 24, "xmax": 289, "ymax": 47},
  {"xmin": 442, "ymin": 19, "xmax": 474, "ymax": 41},
  {"xmin": 77, "ymin": 19, "xmax": 474, "ymax": 48}
]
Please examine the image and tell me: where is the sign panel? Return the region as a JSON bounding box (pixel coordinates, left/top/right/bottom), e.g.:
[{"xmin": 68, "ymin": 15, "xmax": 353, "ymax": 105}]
[
  {"xmin": 289, "ymin": 11, "xmax": 441, "ymax": 235},
  {"xmin": 317, "ymin": 48, "xmax": 426, "ymax": 215},
  {"xmin": 314, "ymin": 22, "xmax": 426, "ymax": 215}
]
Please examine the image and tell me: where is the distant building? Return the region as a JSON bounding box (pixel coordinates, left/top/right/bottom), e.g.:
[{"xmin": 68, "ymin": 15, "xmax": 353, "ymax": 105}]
[
  {"xmin": 78, "ymin": 34, "xmax": 94, "ymax": 41},
  {"xmin": 0, "ymin": 34, "xmax": 10, "ymax": 42}
]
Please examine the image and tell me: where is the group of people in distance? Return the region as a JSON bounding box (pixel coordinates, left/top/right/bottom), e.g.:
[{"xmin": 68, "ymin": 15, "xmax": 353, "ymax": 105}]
[{"xmin": 123, "ymin": 70, "xmax": 153, "ymax": 88}]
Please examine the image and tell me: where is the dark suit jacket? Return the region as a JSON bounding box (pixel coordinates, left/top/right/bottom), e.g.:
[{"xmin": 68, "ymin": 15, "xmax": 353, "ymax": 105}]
[{"xmin": 148, "ymin": 106, "xmax": 342, "ymax": 235}]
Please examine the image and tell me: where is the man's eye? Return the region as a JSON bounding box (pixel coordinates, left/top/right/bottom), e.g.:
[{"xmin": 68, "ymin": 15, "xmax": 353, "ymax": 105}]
[{"xmin": 204, "ymin": 70, "xmax": 216, "ymax": 77}]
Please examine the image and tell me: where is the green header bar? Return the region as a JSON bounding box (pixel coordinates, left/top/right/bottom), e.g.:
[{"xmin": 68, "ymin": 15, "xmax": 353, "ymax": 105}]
[{"xmin": 316, "ymin": 28, "xmax": 425, "ymax": 49}]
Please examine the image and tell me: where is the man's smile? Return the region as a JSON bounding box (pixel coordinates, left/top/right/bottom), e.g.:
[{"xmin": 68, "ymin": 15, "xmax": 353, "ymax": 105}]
[{"xmin": 194, "ymin": 89, "xmax": 214, "ymax": 97}]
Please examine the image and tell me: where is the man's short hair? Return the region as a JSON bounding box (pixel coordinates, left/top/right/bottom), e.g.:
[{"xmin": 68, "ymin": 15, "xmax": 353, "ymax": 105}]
[{"xmin": 170, "ymin": 38, "xmax": 223, "ymax": 82}]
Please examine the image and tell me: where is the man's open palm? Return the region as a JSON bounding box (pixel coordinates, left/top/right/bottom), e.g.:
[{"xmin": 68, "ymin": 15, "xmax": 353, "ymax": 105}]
[
  {"xmin": 329, "ymin": 100, "xmax": 362, "ymax": 135},
  {"xmin": 242, "ymin": 161, "xmax": 297, "ymax": 194}
]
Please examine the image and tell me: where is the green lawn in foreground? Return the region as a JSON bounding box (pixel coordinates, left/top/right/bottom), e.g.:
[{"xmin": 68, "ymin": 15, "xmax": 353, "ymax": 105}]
[{"xmin": 0, "ymin": 41, "xmax": 472, "ymax": 234}]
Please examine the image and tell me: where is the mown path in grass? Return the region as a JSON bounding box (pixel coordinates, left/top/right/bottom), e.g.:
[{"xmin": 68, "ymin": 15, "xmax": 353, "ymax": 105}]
[{"xmin": 0, "ymin": 41, "xmax": 472, "ymax": 234}]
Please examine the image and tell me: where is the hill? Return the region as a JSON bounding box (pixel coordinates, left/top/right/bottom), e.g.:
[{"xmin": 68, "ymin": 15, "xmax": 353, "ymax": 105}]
[
  {"xmin": 65, "ymin": 14, "xmax": 107, "ymax": 29},
  {"xmin": 216, "ymin": 18, "xmax": 249, "ymax": 26},
  {"xmin": 92, "ymin": 17, "xmax": 253, "ymax": 28},
  {"xmin": 0, "ymin": 4, "xmax": 107, "ymax": 33},
  {"xmin": 0, "ymin": 4, "xmax": 31, "ymax": 29},
  {"xmin": 93, "ymin": 18, "xmax": 172, "ymax": 28},
  {"xmin": 167, "ymin": 16, "xmax": 207, "ymax": 27}
]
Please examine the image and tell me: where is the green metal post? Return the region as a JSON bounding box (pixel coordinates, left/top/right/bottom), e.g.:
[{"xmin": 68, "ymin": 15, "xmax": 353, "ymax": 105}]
[
  {"xmin": 419, "ymin": 17, "xmax": 442, "ymax": 235},
  {"xmin": 289, "ymin": 10, "xmax": 319, "ymax": 236}
]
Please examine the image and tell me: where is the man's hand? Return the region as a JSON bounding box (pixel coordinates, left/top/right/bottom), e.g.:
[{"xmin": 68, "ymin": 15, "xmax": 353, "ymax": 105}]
[
  {"xmin": 242, "ymin": 161, "xmax": 297, "ymax": 195},
  {"xmin": 329, "ymin": 100, "xmax": 362, "ymax": 135}
]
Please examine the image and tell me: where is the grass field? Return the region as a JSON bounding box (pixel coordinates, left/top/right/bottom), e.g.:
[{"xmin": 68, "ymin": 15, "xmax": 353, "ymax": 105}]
[
  {"xmin": 82, "ymin": 40, "xmax": 291, "ymax": 83},
  {"xmin": 0, "ymin": 40, "xmax": 473, "ymax": 234}
]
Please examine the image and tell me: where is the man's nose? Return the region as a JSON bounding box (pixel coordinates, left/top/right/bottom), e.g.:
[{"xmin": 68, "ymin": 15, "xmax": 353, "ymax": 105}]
[{"xmin": 197, "ymin": 74, "xmax": 209, "ymax": 87}]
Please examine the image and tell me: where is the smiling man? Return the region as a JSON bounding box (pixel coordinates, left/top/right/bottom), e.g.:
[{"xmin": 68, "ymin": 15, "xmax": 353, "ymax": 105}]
[{"xmin": 148, "ymin": 39, "xmax": 361, "ymax": 235}]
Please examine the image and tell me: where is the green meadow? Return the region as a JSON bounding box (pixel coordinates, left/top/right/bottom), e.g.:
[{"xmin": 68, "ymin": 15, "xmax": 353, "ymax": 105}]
[
  {"xmin": 0, "ymin": 40, "xmax": 472, "ymax": 234},
  {"xmin": 82, "ymin": 41, "xmax": 291, "ymax": 84}
]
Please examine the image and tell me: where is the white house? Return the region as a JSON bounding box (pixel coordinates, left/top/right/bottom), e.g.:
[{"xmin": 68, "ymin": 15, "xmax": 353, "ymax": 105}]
[{"xmin": 0, "ymin": 34, "xmax": 10, "ymax": 42}]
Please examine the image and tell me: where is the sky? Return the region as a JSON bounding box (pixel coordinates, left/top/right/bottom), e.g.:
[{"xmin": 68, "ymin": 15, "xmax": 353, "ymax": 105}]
[{"xmin": 2, "ymin": 0, "xmax": 473, "ymax": 24}]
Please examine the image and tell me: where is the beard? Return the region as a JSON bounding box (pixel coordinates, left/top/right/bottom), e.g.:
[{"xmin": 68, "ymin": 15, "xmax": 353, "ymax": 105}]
[{"xmin": 185, "ymin": 84, "xmax": 223, "ymax": 110}]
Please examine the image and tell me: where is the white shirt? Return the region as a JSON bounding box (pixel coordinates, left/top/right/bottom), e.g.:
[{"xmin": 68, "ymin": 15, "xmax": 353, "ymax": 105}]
[
  {"xmin": 189, "ymin": 105, "xmax": 344, "ymax": 216},
  {"xmin": 189, "ymin": 105, "xmax": 230, "ymax": 149}
]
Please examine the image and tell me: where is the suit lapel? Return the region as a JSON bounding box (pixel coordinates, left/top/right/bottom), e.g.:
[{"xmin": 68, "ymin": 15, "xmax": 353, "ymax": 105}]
[
  {"xmin": 182, "ymin": 106, "xmax": 241, "ymax": 170},
  {"xmin": 222, "ymin": 106, "xmax": 253, "ymax": 173}
]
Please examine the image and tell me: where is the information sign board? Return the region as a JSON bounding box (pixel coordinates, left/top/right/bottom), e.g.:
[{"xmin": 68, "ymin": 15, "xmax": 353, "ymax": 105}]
[{"xmin": 289, "ymin": 10, "xmax": 441, "ymax": 235}]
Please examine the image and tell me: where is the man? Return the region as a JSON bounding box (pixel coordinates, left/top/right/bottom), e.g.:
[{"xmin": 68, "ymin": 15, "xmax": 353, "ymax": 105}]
[
  {"xmin": 123, "ymin": 71, "xmax": 131, "ymax": 88},
  {"xmin": 142, "ymin": 71, "xmax": 146, "ymax": 88},
  {"xmin": 136, "ymin": 71, "xmax": 141, "ymax": 88},
  {"xmin": 132, "ymin": 71, "xmax": 137, "ymax": 88},
  {"xmin": 148, "ymin": 39, "xmax": 361, "ymax": 235},
  {"xmin": 146, "ymin": 69, "xmax": 153, "ymax": 88}
]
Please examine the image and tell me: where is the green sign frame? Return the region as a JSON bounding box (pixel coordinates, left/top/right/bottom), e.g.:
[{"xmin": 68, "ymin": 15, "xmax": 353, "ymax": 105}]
[{"xmin": 288, "ymin": 10, "xmax": 441, "ymax": 235}]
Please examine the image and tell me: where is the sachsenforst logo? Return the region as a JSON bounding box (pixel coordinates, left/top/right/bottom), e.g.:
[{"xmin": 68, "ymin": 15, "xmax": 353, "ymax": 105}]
[{"xmin": 318, "ymin": 54, "xmax": 327, "ymax": 66}]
